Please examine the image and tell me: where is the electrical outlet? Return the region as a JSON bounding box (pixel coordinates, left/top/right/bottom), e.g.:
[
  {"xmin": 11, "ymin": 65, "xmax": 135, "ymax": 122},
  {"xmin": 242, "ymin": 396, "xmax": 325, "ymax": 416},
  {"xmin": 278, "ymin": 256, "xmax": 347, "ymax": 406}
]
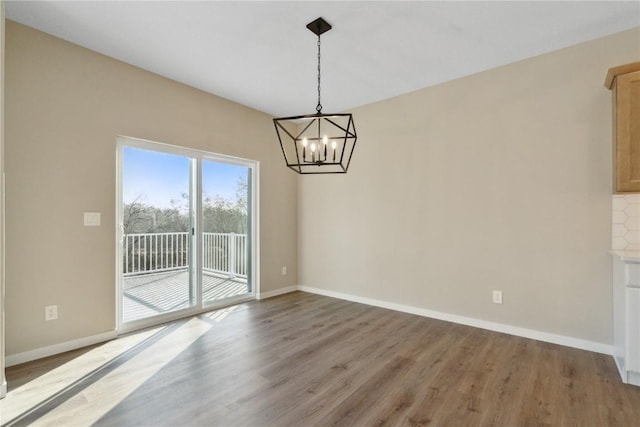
[
  {"xmin": 45, "ymin": 305, "xmax": 58, "ymax": 321},
  {"xmin": 282, "ymin": 266, "xmax": 287, "ymax": 276},
  {"xmin": 492, "ymin": 290, "xmax": 503, "ymax": 304}
]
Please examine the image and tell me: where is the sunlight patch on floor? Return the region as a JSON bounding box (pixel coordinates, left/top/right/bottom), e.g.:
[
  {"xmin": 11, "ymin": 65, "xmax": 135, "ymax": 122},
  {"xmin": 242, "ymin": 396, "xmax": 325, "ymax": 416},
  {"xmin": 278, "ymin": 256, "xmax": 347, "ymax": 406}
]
[
  {"xmin": 206, "ymin": 305, "xmax": 237, "ymax": 322},
  {"xmin": 33, "ymin": 317, "xmax": 215, "ymax": 426},
  {"xmin": 1, "ymin": 306, "xmax": 238, "ymax": 426},
  {"xmin": 0, "ymin": 327, "xmax": 162, "ymax": 424}
]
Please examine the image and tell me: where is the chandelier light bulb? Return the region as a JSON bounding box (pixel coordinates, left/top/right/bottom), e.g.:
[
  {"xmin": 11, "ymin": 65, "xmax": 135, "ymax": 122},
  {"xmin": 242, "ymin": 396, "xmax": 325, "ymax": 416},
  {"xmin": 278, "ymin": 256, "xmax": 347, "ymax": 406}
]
[{"xmin": 302, "ymin": 138, "xmax": 308, "ymax": 147}]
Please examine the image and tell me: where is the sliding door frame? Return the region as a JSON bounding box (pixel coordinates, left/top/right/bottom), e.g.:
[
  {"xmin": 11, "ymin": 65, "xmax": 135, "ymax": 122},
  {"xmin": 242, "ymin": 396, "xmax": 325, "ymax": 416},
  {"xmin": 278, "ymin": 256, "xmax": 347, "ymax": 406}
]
[{"xmin": 115, "ymin": 136, "xmax": 259, "ymax": 334}]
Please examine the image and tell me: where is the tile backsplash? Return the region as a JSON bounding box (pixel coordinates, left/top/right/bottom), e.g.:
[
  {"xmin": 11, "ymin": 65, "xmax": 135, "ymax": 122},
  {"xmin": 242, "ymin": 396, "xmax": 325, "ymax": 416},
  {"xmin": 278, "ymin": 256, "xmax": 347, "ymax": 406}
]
[{"xmin": 613, "ymin": 194, "xmax": 640, "ymax": 252}]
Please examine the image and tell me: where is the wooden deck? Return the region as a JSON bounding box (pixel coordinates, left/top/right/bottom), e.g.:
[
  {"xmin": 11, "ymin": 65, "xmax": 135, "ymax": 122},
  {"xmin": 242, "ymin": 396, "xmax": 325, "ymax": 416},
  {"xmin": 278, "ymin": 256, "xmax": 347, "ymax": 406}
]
[{"xmin": 123, "ymin": 270, "xmax": 248, "ymax": 323}]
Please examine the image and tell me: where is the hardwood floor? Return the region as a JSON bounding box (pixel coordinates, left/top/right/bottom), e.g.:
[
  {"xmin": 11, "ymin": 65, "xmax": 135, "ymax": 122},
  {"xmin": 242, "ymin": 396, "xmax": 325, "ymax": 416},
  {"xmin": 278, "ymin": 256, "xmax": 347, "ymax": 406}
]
[{"xmin": 3, "ymin": 291, "xmax": 640, "ymax": 426}]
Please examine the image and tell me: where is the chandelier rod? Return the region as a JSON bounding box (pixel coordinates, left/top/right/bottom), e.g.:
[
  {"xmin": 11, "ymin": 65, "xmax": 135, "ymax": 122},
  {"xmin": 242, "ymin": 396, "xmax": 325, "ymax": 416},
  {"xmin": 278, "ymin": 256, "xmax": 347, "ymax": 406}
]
[{"xmin": 316, "ymin": 34, "xmax": 322, "ymax": 114}]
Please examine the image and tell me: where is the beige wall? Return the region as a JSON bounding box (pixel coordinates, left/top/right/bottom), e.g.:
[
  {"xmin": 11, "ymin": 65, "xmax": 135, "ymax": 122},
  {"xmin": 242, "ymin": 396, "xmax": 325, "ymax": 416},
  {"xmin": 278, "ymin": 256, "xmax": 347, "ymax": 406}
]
[
  {"xmin": 4, "ymin": 21, "xmax": 298, "ymax": 355},
  {"xmin": 1, "ymin": 1, "xmax": 7, "ymax": 397},
  {"xmin": 299, "ymin": 28, "xmax": 640, "ymax": 345},
  {"xmin": 5, "ymin": 19, "xmax": 638, "ymax": 358}
]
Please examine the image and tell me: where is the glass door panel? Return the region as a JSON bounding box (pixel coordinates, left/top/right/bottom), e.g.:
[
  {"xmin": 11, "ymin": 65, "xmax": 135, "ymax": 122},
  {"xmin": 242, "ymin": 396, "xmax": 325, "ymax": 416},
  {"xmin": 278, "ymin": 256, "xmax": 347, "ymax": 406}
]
[
  {"xmin": 121, "ymin": 146, "xmax": 194, "ymax": 323},
  {"xmin": 201, "ymin": 159, "xmax": 251, "ymax": 304}
]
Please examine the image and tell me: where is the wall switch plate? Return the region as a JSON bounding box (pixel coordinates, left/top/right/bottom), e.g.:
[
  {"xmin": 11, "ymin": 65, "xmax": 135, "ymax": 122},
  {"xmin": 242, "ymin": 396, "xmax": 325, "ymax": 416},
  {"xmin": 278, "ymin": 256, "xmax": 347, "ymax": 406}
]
[
  {"xmin": 492, "ymin": 290, "xmax": 503, "ymax": 304},
  {"xmin": 45, "ymin": 305, "xmax": 58, "ymax": 321},
  {"xmin": 282, "ymin": 266, "xmax": 287, "ymax": 276},
  {"xmin": 84, "ymin": 212, "xmax": 101, "ymax": 226}
]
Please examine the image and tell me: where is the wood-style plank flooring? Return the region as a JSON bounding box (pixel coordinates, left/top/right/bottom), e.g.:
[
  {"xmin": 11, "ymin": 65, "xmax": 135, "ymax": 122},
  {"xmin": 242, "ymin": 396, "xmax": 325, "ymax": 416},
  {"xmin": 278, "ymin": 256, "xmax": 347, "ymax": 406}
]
[{"xmin": 2, "ymin": 291, "xmax": 640, "ymax": 426}]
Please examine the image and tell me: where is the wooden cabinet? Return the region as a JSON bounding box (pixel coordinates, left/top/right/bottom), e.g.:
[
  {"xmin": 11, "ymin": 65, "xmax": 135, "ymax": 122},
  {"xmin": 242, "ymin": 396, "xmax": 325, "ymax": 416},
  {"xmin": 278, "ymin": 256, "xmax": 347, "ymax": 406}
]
[{"xmin": 605, "ymin": 62, "xmax": 640, "ymax": 193}]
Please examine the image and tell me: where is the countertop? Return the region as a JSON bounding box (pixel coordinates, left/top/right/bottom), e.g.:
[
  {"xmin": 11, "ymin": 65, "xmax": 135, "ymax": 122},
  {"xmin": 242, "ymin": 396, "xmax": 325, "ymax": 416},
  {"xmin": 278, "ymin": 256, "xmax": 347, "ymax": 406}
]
[{"xmin": 611, "ymin": 250, "xmax": 640, "ymax": 263}]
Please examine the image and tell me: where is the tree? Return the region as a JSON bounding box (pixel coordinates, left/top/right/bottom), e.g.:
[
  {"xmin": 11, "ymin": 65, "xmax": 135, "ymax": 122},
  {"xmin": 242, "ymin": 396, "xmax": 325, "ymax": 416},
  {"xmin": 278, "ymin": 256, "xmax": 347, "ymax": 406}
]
[
  {"xmin": 123, "ymin": 195, "xmax": 151, "ymax": 235},
  {"xmin": 123, "ymin": 174, "xmax": 248, "ymax": 235},
  {"xmin": 235, "ymin": 175, "xmax": 248, "ymax": 216}
]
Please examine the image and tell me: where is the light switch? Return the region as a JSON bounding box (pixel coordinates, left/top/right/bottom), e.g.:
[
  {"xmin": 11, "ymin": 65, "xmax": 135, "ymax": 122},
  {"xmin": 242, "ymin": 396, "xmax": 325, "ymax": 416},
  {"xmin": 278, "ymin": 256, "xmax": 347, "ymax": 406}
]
[{"xmin": 84, "ymin": 212, "xmax": 101, "ymax": 226}]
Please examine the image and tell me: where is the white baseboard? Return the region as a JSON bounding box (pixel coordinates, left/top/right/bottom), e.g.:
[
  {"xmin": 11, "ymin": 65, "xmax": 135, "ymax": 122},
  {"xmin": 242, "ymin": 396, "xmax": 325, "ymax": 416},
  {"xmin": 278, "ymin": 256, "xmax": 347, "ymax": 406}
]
[
  {"xmin": 0, "ymin": 378, "xmax": 6, "ymax": 399},
  {"xmin": 3, "ymin": 286, "xmax": 612, "ymax": 368},
  {"xmin": 257, "ymin": 285, "xmax": 298, "ymax": 300},
  {"xmin": 5, "ymin": 330, "xmax": 118, "ymax": 367},
  {"xmin": 298, "ymin": 286, "xmax": 613, "ymax": 356}
]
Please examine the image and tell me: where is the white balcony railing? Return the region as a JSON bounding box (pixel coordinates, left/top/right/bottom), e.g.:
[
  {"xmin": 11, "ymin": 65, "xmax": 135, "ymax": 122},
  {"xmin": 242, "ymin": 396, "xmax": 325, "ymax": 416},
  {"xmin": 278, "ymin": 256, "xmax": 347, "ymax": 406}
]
[
  {"xmin": 123, "ymin": 232, "xmax": 247, "ymax": 278},
  {"xmin": 202, "ymin": 232, "xmax": 247, "ymax": 278}
]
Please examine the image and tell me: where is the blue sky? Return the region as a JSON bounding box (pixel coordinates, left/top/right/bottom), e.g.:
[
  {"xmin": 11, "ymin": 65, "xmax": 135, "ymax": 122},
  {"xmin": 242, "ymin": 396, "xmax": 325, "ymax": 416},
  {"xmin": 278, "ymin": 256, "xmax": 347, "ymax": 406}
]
[{"xmin": 123, "ymin": 146, "xmax": 247, "ymax": 210}]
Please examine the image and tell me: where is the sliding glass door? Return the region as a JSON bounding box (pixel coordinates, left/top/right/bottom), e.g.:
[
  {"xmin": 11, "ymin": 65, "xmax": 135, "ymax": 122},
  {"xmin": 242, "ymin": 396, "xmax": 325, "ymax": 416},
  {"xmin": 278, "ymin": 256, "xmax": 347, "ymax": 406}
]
[
  {"xmin": 121, "ymin": 146, "xmax": 194, "ymax": 323},
  {"xmin": 201, "ymin": 160, "xmax": 251, "ymax": 304},
  {"xmin": 117, "ymin": 137, "xmax": 257, "ymax": 331}
]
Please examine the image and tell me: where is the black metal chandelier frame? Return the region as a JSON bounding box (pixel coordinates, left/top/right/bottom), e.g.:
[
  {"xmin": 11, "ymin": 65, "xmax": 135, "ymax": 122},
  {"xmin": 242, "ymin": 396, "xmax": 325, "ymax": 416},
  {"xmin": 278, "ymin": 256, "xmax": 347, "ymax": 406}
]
[{"xmin": 273, "ymin": 17, "xmax": 358, "ymax": 174}]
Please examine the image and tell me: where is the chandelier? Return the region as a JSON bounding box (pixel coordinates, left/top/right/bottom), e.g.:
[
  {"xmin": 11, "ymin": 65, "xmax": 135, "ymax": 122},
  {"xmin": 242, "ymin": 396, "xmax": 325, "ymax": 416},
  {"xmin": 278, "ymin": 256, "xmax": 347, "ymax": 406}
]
[{"xmin": 273, "ymin": 17, "xmax": 357, "ymax": 174}]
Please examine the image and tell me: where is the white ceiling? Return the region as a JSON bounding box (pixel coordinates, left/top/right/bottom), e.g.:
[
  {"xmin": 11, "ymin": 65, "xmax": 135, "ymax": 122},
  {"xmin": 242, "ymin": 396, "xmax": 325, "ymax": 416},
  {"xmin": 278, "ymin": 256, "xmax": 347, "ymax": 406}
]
[{"xmin": 5, "ymin": 1, "xmax": 640, "ymax": 117}]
